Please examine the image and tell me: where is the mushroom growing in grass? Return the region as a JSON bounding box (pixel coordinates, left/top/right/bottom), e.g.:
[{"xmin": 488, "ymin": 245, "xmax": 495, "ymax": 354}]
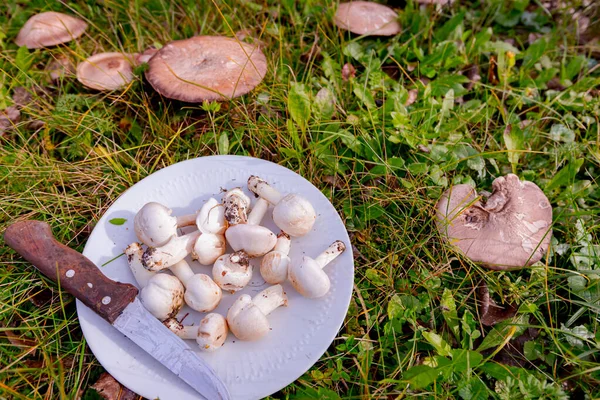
[
  {"xmin": 125, "ymin": 242, "xmax": 156, "ymax": 287},
  {"xmin": 260, "ymin": 231, "xmax": 291, "ymax": 284},
  {"xmin": 227, "ymin": 285, "xmax": 288, "ymax": 341},
  {"xmin": 76, "ymin": 53, "xmax": 136, "ymax": 91},
  {"xmin": 212, "ymin": 251, "xmax": 252, "ymax": 293},
  {"xmin": 164, "ymin": 313, "xmax": 228, "ymax": 352},
  {"xmin": 169, "ymin": 259, "xmax": 222, "ymax": 312},
  {"xmin": 139, "ymin": 273, "xmax": 184, "ymax": 321},
  {"xmin": 247, "ymin": 176, "xmax": 316, "ymax": 237},
  {"xmin": 288, "ymin": 241, "xmax": 346, "ymax": 298},
  {"xmin": 134, "ymin": 202, "xmax": 198, "ymax": 247},
  {"xmin": 435, "ymin": 174, "xmax": 553, "ymax": 270},
  {"xmin": 225, "ymin": 198, "xmax": 277, "ymax": 257},
  {"xmin": 334, "ymin": 2, "xmax": 401, "ymax": 37},
  {"xmin": 145, "ymin": 36, "xmax": 268, "ymax": 102},
  {"xmin": 16, "ymin": 12, "xmax": 87, "ymax": 49},
  {"xmin": 141, "ymin": 231, "xmax": 201, "ymax": 271}
]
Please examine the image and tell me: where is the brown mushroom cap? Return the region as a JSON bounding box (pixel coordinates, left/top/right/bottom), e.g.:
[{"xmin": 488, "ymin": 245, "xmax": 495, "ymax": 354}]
[
  {"xmin": 334, "ymin": 2, "xmax": 401, "ymax": 36},
  {"xmin": 436, "ymin": 174, "xmax": 552, "ymax": 270},
  {"xmin": 15, "ymin": 12, "xmax": 87, "ymax": 49},
  {"xmin": 145, "ymin": 36, "xmax": 267, "ymax": 102},
  {"xmin": 76, "ymin": 52, "xmax": 136, "ymax": 91}
]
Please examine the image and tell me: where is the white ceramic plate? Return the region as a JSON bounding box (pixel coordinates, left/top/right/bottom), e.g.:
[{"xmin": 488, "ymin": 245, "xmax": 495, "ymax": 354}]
[{"xmin": 77, "ymin": 155, "xmax": 354, "ymax": 400}]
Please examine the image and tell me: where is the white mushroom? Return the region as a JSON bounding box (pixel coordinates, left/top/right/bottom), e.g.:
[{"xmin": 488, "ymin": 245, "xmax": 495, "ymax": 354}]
[
  {"xmin": 225, "ymin": 198, "xmax": 277, "ymax": 257},
  {"xmin": 288, "ymin": 240, "xmax": 346, "ymax": 298},
  {"xmin": 134, "ymin": 202, "xmax": 198, "ymax": 247},
  {"xmin": 222, "ymin": 188, "xmax": 251, "ymax": 226},
  {"xmin": 139, "ymin": 273, "xmax": 184, "ymax": 321},
  {"xmin": 196, "ymin": 198, "xmax": 227, "ymax": 235},
  {"xmin": 212, "ymin": 251, "xmax": 252, "ymax": 293},
  {"xmin": 164, "ymin": 313, "xmax": 228, "ymax": 352},
  {"xmin": 124, "ymin": 242, "xmax": 156, "ymax": 287},
  {"xmin": 192, "ymin": 198, "xmax": 227, "ymax": 265},
  {"xmin": 247, "ymin": 176, "xmax": 316, "ymax": 237},
  {"xmin": 141, "ymin": 231, "xmax": 201, "ymax": 271},
  {"xmin": 169, "ymin": 259, "xmax": 222, "ymax": 312},
  {"xmin": 260, "ymin": 231, "xmax": 291, "ymax": 284},
  {"xmin": 226, "ymin": 284, "xmax": 288, "ymax": 341}
]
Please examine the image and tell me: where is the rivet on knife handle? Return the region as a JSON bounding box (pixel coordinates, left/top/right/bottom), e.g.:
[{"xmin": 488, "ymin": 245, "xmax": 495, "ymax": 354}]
[{"xmin": 4, "ymin": 220, "xmax": 138, "ymax": 323}]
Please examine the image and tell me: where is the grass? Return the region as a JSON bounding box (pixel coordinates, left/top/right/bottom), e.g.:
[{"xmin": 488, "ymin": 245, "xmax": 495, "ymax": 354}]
[{"xmin": 1, "ymin": 0, "xmax": 600, "ymax": 398}]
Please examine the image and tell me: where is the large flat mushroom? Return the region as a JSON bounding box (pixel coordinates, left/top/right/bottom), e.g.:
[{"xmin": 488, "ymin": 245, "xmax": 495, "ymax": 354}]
[
  {"xmin": 334, "ymin": 2, "xmax": 401, "ymax": 36},
  {"xmin": 145, "ymin": 36, "xmax": 267, "ymax": 102},
  {"xmin": 15, "ymin": 12, "xmax": 87, "ymax": 49},
  {"xmin": 436, "ymin": 174, "xmax": 552, "ymax": 270},
  {"xmin": 76, "ymin": 52, "xmax": 136, "ymax": 91}
]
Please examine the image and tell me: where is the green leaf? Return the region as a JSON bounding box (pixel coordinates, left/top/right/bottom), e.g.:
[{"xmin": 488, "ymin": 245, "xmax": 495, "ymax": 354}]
[
  {"xmin": 15, "ymin": 46, "xmax": 34, "ymax": 71},
  {"xmin": 441, "ymin": 288, "xmax": 460, "ymax": 342},
  {"xmin": 288, "ymin": 83, "xmax": 311, "ymax": 132},
  {"xmin": 458, "ymin": 376, "xmax": 489, "ymax": 400},
  {"xmin": 545, "ymin": 158, "xmax": 584, "ymax": 191},
  {"xmin": 449, "ymin": 349, "xmax": 484, "ymax": 372},
  {"xmin": 313, "ymin": 87, "xmax": 335, "ymax": 121},
  {"xmin": 217, "ymin": 132, "xmax": 229, "ymax": 155},
  {"xmin": 434, "ymin": 12, "xmax": 465, "ymax": 42},
  {"xmin": 365, "ymin": 268, "xmax": 386, "ymax": 286},
  {"xmin": 352, "ymin": 84, "xmax": 376, "ymax": 110},
  {"xmin": 477, "ymin": 314, "xmax": 529, "ymax": 352},
  {"xmin": 423, "ymin": 331, "xmax": 452, "ymax": 357},
  {"xmin": 388, "ymin": 294, "xmax": 422, "ymax": 319},
  {"xmin": 402, "ymin": 365, "xmax": 440, "ymax": 389},
  {"xmin": 109, "ymin": 218, "xmax": 127, "ymax": 226},
  {"xmin": 522, "ymin": 38, "xmax": 547, "ymax": 71}
]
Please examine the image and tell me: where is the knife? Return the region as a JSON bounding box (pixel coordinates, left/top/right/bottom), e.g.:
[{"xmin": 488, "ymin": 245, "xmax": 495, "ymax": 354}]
[{"xmin": 4, "ymin": 220, "xmax": 231, "ymax": 400}]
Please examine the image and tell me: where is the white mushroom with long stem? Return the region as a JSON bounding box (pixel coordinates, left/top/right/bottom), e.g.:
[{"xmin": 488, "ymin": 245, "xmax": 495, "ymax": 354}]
[
  {"xmin": 164, "ymin": 313, "xmax": 228, "ymax": 352},
  {"xmin": 260, "ymin": 231, "xmax": 291, "ymax": 284},
  {"xmin": 141, "ymin": 231, "xmax": 201, "ymax": 271},
  {"xmin": 134, "ymin": 202, "xmax": 198, "ymax": 247},
  {"xmin": 288, "ymin": 240, "xmax": 346, "ymax": 298},
  {"xmin": 124, "ymin": 242, "xmax": 156, "ymax": 287},
  {"xmin": 169, "ymin": 259, "xmax": 222, "ymax": 312},
  {"xmin": 227, "ymin": 284, "xmax": 288, "ymax": 341},
  {"xmin": 225, "ymin": 197, "xmax": 277, "ymax": 257},
  {"xmin": 247, "ymin": 176, "xmax": 316, "ymax": 237},
  {"xmin": 139, "ymin": 273, "xmax": 184, "ymax": 321},
  {"xmin": 212, "ymin": 251, "xmax": 252, "ymax": 293}
]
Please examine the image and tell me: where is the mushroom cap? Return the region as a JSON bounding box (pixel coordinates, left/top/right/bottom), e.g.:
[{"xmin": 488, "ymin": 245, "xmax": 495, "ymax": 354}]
[
  {"xmin": 260, "ymin": 250, "xmax": 290, "ymax": 284},
  {"xmin": 15, "ymin": 12, "xmax": 87, "ymax": 49},
  {"xmin": 196, "ymin": 313, "xmax": 228, "ymax": 352},
  {"xmin": 145, "ymin": 36, "xmax": 268, "ymax": 102},
  {"xmin": 183, "ymin": 274, "xmax": 222, "ymax": 312},
  {"xmin": 135, "ymin": 48, "xmax": 158, "ymax": 65},
  {"xmin": 273, "ymin": 194, "xmax": 316, "ymax": 237},
  {"xmin": 226, "ymin": 294, "xmax": 270, "ymax": 341},
  {"xmin": 223, "ymin": 188, "xmax": 251, "ymax": 226},
  {"xmin": 196, "ymin": 198, "xmax": 226, "ymax": 235},
  {"xmin": 288, "ymin": 256, "xmax": 331, "ymax": 298},
  {"xmin": 77, "ymin": 52, "xmax": 135, "ymax": 91},
  {"xmin": 139, "ymin": 273, "xmax": 184, "ymax": 320},
  {"xmin": 334, "ymin": 2, "xmax": 401, "ymax": 36},
  {"xmin": 134, "ymin": 202, "xmax": 177, "ymax": 247},
  {"xmin": 193, "ymin": 233, "xmax": 226, "ymax": 265},
  {"xmin": 436, "ymin": 174, "xmax": 553, "ymax": 270},
  {"xmin": 225, "ymin": 224, "xmax": 277, "ymax": 257},
  {"xmin": 212, "ymin": 251, "xmax": 252, "ymax": 292}
]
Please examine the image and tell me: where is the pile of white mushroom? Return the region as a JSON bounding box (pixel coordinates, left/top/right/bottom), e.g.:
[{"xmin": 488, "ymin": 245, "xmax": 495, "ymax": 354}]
[{"xmin": 125, "ymin": 176, "xmax": 346, "ymax": 352}]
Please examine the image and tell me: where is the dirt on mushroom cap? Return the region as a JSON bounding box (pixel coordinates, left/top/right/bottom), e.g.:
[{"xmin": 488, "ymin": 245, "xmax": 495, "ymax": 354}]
[
  {"xmin": 436, "ymin": 174, "xmax": 553, "ymax": 270},
  {"xmin": 145, "ymin": 36, "xmax": 268, "ymax": 102},
  {"xmin": 15, "ymin": 12, "xmax": 87, "ymax": 49},
  {"xmin": 334, "ymin": 2, "xmax": 401, "ymax": 36},
  {"xmin": 77, "ymin": 53, "xmax": 136, "ymax": 91}
]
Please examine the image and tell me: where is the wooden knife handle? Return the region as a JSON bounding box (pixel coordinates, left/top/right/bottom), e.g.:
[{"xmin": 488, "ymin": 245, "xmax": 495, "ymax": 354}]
[{"xmin": 4, "ymin": 220, "xmax": 138, "ymax": 323}]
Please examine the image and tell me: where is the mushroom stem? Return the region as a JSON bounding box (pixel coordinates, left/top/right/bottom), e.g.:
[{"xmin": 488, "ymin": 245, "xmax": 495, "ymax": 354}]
[
  {"xmin": 247, "ymin": 198, "xmax": 269, "ymax": 226},
  {"xmin": 248, "ymin": 176, "xmax": 283, "ymax": 204},
  {"xmin": 176, "ymin": 214, "xmax": 197, "ymax": 227},
  {"xmin": 169, "ymin": 259, "xmax": 195, "ymax": 287},
  {"xmin": 142, "ymin": 231, "xmax": 201, "ymax": 271},
  {"xmin": 314, "ymin": 240, "xmax": 346, "ymax": 269},
  {"xmin": 174, "ymin": 325, "xmax": 198, "ymax": 340},
  {"xmin": 252, "ymin": 284, "xmax": 288, "ymax": 315},
  {"xmin": 274, "ymin": 232, "xmax": 291, "ymax": 254}
]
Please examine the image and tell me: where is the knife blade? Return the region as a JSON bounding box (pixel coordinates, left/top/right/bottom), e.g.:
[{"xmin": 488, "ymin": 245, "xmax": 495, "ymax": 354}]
[{"xmin": 4, "ymin": 220, "xmax": 231, "ymax": 400}]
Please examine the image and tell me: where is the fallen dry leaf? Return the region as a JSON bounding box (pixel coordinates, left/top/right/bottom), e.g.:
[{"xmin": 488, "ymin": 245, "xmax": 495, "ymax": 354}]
[
  {"xmin": 478, "ymin": 282, "xmax": 517, "ymax": 326},
  {"xmin": 91, "ymin": 373, "xmax": 143, "ymax": 400},
  {"xmin": 405, "ymin": 89, "xmax": 418, "ymax": 106}
]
